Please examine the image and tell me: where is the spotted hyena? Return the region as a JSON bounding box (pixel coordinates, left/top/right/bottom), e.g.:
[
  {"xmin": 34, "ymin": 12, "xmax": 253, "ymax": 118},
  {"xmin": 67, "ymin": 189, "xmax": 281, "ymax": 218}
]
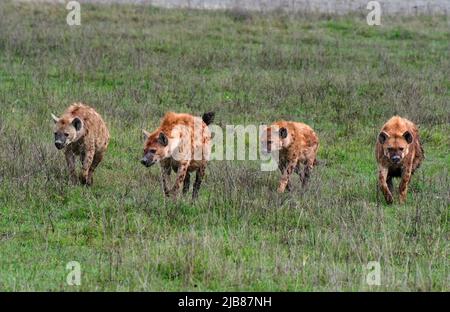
[
  {"xmin": 376, "ymin": 116, "xmax": 424, "ymax": 204},
  {"xmin": 141, "ymin": 111, "xmax": 214, "ymax": 199},
  {"xmin": 52, "ymin": 103, "xmax": 110, "ymax": 186},
  {"xmin": 261, "ymin": 121, "xmax": 319, "ymax": 193}
]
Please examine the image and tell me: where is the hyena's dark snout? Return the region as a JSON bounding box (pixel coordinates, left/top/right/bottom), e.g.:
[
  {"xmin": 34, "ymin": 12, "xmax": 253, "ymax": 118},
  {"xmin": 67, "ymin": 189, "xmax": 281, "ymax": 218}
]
[
  {"xmin": 140, "ymin": 157, "xmax": 155, "ymax": 167},
  {"xmin": 391, "ymin": 155, "xmax": 401, "ymax": 163},
  {"xmin": 54, "ymin": 133, "xmax": 67, "ymax": 150},
  {"xmin": 55, "ymin": 141, "xmax": 65, "ymax": 150}
]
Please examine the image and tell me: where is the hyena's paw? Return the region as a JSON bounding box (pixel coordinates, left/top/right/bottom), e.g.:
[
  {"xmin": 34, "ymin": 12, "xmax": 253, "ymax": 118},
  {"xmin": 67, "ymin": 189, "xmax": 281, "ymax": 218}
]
[
  {"xmin": 385, "ymin": 194, "xmax": 394, "ymax": 205},
  {"xmin": 167, "ymin": 189, "xmax": 179, "ymax": 200},
  {"xmin": 80, "ymin": 175, "xmax": 93, "ymax": 187},
  {"xmin": 286, "ymin": 183, "xmax": 293, "ymax": 192},
  {"xmin": 69, "ymin": 172, "xmax": 79, "ymax": 185},
  {"xmin": 277, "ymin": 186, "xmax": 285, "ymax": 193}
]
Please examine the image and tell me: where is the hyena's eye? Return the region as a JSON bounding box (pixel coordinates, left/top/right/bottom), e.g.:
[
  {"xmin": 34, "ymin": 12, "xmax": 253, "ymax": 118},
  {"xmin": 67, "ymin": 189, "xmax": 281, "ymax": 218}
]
[
  {"xmin": 64, "ymin": 133, "xmax": 69, "ymax": 137},
  {"xmin": 399, "ymin": 148, "xmax": 404, "ymax": 151},
  {"xmin": 149, "ymin": 149, "xmax": 157, "ymax": 154},
  {"xmin": 387, "ymin": 147, "xmax": 394, "ymax": 152}
]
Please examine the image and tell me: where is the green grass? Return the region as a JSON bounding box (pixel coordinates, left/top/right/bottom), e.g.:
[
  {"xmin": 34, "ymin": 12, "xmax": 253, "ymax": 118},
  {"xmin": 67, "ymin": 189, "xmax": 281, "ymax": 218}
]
[{"xmin": 0, "ymin": 2, "xmax": 448, "ymax": 291}]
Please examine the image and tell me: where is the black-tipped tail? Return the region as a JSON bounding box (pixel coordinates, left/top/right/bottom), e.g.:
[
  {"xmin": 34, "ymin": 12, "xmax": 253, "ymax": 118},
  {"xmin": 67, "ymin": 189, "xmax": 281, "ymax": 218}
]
[{"xmin": 202, "ymin": 112, "xmax": 215, "ymax": 126}]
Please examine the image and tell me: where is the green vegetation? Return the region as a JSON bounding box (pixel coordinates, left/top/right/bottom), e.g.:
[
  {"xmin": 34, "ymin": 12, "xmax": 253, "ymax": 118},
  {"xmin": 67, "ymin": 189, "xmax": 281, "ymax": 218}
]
[{"xmin": 0, "ymin": 1, "xmax": 448, "ymax": 291}]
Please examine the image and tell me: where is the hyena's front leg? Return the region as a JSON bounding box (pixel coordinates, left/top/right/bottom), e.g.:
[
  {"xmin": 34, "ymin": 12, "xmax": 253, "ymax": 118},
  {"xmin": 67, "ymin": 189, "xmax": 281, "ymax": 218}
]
[
  {"xmin": 160, "ymin": 163, "xmax": 171, "ymax": 196},
  {"xmin": 399, "ymin": 165, "xmax": 412, "ymax": 204},
  {"xmin": 278, "ymin": 161, "xmax": 292, "ymax": 192},
  {"xmin": 168, "ymin": 161, "xmax": 190, "ymax": 198},
  {"xmin": 80, "ymin": 143, "xmax": 95, "ymax": 186},
  {"xmin": 277, "ymin": 159, "xmax": 298, "ymax": 193},
  {"xmin": 387, "ymin": 175, "xmax": 394, "ymax": 193},
  {"xmin": 192, "ymin": 164, "xmax": 206, "ymax": 200},
  {"xmin": 378, "ymin": 166, "xmax": 393, "ymax": 204},
  {"xmin": 65, "ymin": 149, "xmax": 77, "ymax": 184}
]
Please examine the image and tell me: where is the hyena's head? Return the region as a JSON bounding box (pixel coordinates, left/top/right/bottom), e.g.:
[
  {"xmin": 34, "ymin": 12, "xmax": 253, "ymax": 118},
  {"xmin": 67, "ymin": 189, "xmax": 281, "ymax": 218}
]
[
  {"xmin": 51, "ymin": 113, "xmax": 84, "ymax": 150},
  {"xmin": 141, "ymin": 130, "xmax": 170, "ymax": 167},
  {"xmin": 261, "ymin": 125, "xmax": 289, "ymax": 154},
  {"xmin": 378, "ymin": 130, "xmax": 413, "ymax": 164}
]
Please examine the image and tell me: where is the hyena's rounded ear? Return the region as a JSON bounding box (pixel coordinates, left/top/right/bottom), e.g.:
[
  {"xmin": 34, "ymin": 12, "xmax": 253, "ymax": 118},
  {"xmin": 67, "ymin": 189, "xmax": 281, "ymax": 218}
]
[
  {"xmin": 403, "ymin": 131, "xmax": 413, "ymax": 144},
  {"xmin": 158, "ymin": 132, "xmax": 169, "ymax": 146},
  {"xmin": 142, "ymin": 129, "xmax": 151, "ymax": 140},
  {"xmin": 51, "ymin": 113, "xmax": 59, "ymax": 123},
  {"xmin": 279, "ymin": 127, "xmax": 288, "ymax": 139},
  {"xmin": 378, "ymin": 131, "xmax": 388, "ymax": 144},
  {"xmin": 72, "ymin": 117, "xmax": 83, "ymax": 131}
]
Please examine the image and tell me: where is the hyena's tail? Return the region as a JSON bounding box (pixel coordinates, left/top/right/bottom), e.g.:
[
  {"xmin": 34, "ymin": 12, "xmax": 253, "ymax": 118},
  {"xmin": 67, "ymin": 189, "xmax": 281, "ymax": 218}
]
[{"xmin": 202, "ymin": 112, "xmax": 215, "ymax": 126}]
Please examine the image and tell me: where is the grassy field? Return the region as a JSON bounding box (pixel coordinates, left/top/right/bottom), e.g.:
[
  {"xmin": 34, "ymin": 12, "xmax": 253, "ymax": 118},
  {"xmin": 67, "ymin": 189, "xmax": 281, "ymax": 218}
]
[{"xmin": 0, "ymin": 1, "xmax": 448, "ymax": 291}]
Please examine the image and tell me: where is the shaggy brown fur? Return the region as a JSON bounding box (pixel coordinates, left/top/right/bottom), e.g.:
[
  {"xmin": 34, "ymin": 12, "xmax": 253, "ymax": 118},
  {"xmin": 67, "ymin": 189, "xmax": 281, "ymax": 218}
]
[
  {"xmin": 261, "ymin": 121, "xmax": 319, "ymax": 193},
  {"xmin": 52, "ymin": 103, "xmax": 110, "ymax": 186},
  {"xmin": 376, "ymin": 116, "xmax": 424, "ymax": 204},
  {"xmin": 141, "ymin": 111, "xmax": 214, "ymax": 199}
]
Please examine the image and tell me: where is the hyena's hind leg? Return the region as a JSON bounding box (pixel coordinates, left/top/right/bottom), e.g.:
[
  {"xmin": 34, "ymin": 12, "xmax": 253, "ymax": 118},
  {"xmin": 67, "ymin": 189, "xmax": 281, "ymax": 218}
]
[
  {"xmin": 300, "ymin": 164, "xmax": 312, "ymax": 187},
  {"xmin": 182, "ymin": 172, "xmax": 191, "ymax": 194},
  {"xmin": 86, "ymin": 152, "xmax": 104, "ymax": 186},
  {"xmin": 192, "ymin": 164, "xmax": 206, "ymax": 200},
  {"xmin": 299, "ymin": 154, "xmax": 316, "ymax": 188}
]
